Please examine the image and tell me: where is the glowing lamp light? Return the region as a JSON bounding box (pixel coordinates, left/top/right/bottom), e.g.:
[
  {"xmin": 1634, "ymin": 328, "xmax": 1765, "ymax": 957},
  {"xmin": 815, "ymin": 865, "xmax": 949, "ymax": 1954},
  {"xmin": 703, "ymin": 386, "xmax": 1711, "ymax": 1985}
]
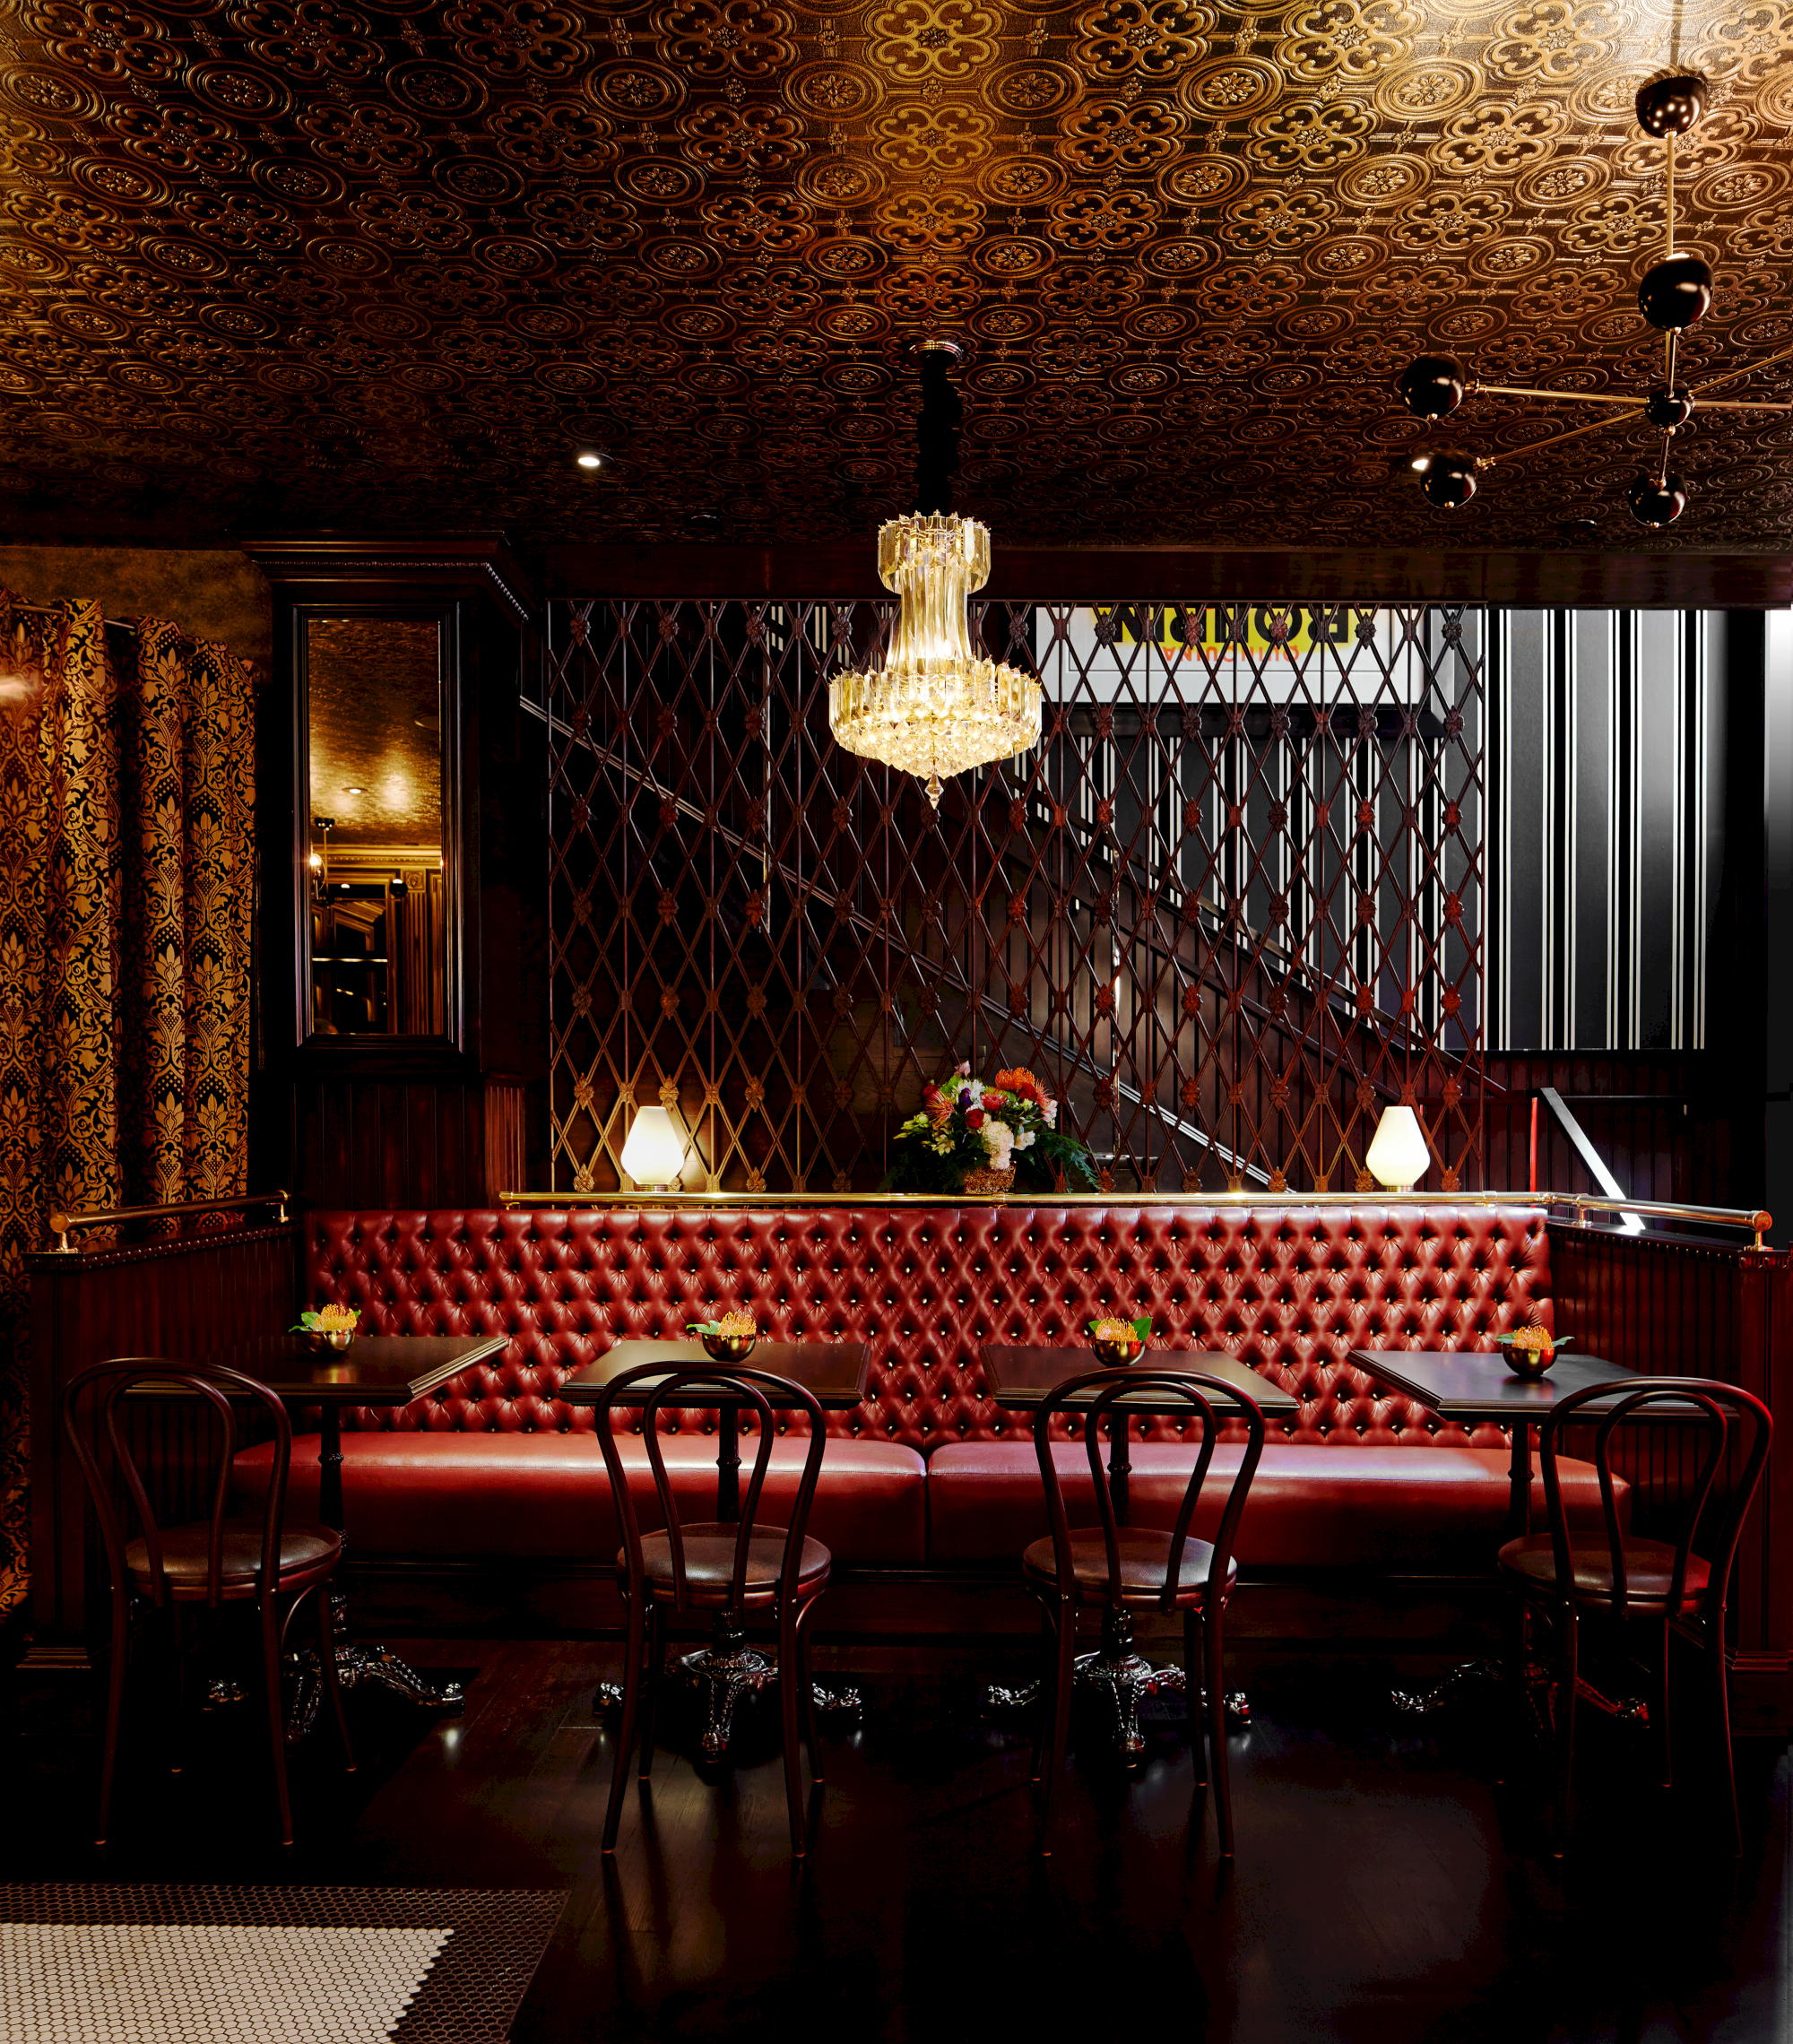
[
  {"xmin": 619, "ymin": 1104, "xmax": 685, "ymax": 1191},
  {"xmin": 1365, "ymin": 1104, "xmax": 1430, "ymax": 1192}
]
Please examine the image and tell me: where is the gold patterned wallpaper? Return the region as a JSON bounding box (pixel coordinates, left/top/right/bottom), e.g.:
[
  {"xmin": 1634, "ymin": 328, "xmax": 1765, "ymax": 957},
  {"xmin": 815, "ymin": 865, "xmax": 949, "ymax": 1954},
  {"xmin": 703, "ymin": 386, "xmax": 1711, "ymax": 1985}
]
[{"xmin": 0, "ymin": 0, "xmax": 1789, "ymax": 547}]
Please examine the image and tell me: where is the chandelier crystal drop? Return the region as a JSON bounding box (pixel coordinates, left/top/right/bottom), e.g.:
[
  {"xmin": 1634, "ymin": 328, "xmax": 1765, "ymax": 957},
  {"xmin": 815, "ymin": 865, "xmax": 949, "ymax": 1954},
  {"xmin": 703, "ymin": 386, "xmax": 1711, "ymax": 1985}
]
[{"xmin": 829, "ymin": 512, "xmax": 1043, "ymax": 808}]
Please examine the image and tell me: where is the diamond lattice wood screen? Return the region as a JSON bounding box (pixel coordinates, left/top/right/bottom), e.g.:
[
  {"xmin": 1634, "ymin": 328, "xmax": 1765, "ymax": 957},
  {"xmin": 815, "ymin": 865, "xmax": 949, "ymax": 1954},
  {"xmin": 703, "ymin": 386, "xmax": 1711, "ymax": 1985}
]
[{"xmin": 547, "ymin": 598, "xmax": 1485, "ymax": 1195}]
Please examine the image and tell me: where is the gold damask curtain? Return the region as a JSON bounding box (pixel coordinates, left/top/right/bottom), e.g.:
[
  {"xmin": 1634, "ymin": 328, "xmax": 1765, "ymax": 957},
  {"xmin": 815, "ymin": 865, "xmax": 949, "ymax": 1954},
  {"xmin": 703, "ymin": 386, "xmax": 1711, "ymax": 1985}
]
[{"xmin": 0, "ymin": 593, "xmax": 255, "ymax": 1615}]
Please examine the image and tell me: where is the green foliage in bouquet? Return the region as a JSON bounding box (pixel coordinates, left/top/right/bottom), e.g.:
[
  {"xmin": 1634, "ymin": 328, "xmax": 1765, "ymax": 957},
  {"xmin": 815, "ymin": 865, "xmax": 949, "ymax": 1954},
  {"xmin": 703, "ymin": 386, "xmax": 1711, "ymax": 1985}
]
[{"xmin": 881, "ymin": 1064, "xmax": 1099, "ymax": 1195}]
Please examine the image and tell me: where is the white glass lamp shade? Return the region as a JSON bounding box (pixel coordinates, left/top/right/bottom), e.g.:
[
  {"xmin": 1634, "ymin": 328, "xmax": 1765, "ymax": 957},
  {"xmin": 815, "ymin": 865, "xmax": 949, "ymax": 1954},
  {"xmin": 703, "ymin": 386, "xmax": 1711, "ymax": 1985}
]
[
  {"xmin": 619, "ymin": 1105, "xmax": 685, "ymax": 1189},
  {"xmin": 1365, "ymin": 1104, "xmax": 1430, "ymax": 1191}
]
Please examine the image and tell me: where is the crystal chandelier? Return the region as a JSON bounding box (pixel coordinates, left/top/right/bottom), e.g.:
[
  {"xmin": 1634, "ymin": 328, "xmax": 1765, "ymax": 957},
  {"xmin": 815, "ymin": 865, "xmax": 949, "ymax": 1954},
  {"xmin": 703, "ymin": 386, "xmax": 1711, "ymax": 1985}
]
[
  {"xmin": 829, "ymin": 512, "xmax": 1042, "ymax": 807},
  {"xmin": 828, "ymin": 342, "xmax": 1042, "ymax": 807}
]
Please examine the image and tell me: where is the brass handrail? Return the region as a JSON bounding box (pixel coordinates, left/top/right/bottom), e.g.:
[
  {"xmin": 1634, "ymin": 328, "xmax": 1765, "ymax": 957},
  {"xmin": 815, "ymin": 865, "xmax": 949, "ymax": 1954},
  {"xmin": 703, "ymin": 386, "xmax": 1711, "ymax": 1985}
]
[
  {"xmin": 46, "ymin": 1190, "xmax": 290, "ymax": 1254},
  {"xmin": 498, "ymin": 1185, "xmax": 1771, "ymax": 1246},
  {"xmin": 1543, "ymin": 1193, "xmax": 1771, "ymax": 1249}
]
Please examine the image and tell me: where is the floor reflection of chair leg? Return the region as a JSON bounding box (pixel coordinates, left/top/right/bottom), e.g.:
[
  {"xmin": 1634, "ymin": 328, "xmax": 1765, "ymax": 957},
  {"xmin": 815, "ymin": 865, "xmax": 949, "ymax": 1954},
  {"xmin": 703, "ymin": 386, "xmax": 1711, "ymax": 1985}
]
[
  {"xmin": 95, "ymin": 1592, "xmax": 131, "ymax": 1847},
  {"xmin": 1712, "ymin": 1626, "xmax": 1742, "ymax": 1856},
  {"xmin": 637, "ymin": 1604, "xmax": 663, "ymax": 1781},
  {"xmin": 1030, "ymin": 1605, "xmax": 1056, "ymax": 1784},
  {"xmin": 1551, "ymin": 1607, "xmax": 1578, "ymax": 1858},
  {"xmin": 1183, "ymin": 1608, "xmax": 1207, "ymax": 1789},
  {"xmin": 603, "ymin": 1596, "xmax": 645, "ymax": 1854},
  {"xmin": 1656, "ymin": 1616, "xmax": 1673, "ymax": 1789},
  {"xmin": 778, "ymin": 1602, "xmax": 808, "ymax": 1858},
  {"xmin": 1038, "ymin": 1598, "xmax": 1076, "ymax": 1858},
  {"xmin": 795, "ymin": 1598, "xmax": 824, "ymax": 1785},
  {"xmin": 262, "ymin": 1600, "xmax": 294, "ymax": 1847},
  {"xmin": 1204, "ymin": 1601, "xmax": 1233, "ymax": 1858}
]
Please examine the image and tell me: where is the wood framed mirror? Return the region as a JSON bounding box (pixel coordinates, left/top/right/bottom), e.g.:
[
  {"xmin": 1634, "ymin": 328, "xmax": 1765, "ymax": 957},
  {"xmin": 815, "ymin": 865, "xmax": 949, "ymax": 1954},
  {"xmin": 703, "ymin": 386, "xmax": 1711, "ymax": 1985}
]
[{"xmin": 297, "ymin": 606, "xmax": 460, "ymax": 1045}]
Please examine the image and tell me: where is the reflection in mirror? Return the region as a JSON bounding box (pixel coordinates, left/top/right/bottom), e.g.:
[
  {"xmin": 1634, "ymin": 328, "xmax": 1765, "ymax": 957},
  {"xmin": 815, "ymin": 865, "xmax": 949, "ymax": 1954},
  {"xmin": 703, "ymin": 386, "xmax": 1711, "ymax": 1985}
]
[{"xmin": 304, "ymin": 615, "xmax": 446, "ymax": 1037}]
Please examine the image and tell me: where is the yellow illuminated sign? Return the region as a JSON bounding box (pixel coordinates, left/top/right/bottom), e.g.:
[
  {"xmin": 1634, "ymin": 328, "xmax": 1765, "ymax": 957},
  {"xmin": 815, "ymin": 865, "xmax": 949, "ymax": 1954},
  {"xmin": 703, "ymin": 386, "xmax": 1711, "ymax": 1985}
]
[{"xmin": 1091, "ymin": 604, "xmax": 1371, "ymax": 662}]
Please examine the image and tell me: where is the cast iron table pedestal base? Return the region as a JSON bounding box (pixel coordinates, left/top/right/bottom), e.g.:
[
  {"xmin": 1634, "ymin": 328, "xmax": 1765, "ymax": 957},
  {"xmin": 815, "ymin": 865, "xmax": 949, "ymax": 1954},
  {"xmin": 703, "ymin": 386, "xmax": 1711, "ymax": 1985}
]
[
  {"xmin": 287, "ymin": 1587, "xmax": 466, "ymax": 1741},
  {"xmin": 987, "ymin": 1608, "xmax": 1250, "ymax": 1754},
  {"xmin": 284, "ymin": 1407, "xmax": 467, "ymax": 1738},
  {"xmin": 593, "ymin": 1610, "xmax": 861, "ymax": 1755}
]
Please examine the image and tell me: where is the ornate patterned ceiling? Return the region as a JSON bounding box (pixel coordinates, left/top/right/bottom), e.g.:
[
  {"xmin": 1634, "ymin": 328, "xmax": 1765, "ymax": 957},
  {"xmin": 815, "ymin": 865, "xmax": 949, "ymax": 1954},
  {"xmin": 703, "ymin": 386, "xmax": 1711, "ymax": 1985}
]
[{"xmin": 1, "ymin": 0, "xmax": 1790, "ymax": 548}]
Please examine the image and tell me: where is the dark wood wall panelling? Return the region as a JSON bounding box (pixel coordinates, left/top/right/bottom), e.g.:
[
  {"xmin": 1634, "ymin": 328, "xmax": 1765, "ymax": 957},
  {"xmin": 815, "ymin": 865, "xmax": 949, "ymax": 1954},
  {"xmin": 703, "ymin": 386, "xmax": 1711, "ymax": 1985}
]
[
  {"xmin": 1549, "ymin": 1223, "xmax": 1792, "ymax": 1729},
  {"xmin": 27, "ymin": 1223, "xmax": 299, "ymax": 1667},
  {"xmin": 1481, "ymin": 1051, "xmax": 1703, "ymax": 1204},
  {"xmin": 294, "ymin": 1073, "xmax": 529, "ymax": 1211}
]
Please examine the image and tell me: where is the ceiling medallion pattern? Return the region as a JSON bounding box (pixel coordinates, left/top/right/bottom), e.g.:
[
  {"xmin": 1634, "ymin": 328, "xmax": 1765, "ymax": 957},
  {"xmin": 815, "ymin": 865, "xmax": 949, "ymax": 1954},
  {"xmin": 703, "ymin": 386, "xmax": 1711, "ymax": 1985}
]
[{"xmin": 1, "ymin": 0, "xmax": 1791, "ymax": 543}]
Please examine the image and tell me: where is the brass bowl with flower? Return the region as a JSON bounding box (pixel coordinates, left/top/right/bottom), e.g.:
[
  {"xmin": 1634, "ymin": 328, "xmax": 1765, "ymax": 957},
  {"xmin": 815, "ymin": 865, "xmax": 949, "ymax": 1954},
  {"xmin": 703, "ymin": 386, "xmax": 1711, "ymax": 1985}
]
[
  {"xmin": 1497, "ymin": 1328, "xmax": 1572, "ymax": 1381},
  {"xmin": 691, "ymin": 1310, "xmax": 758, "ymax": 1367},
  {"xmin": 1089, "ymin": 1315, "xmax": 1147, "ymax": 1367},
  {"xmin": 291, "ymin": 1306, "xmax": 359, "ymax": 1353}
]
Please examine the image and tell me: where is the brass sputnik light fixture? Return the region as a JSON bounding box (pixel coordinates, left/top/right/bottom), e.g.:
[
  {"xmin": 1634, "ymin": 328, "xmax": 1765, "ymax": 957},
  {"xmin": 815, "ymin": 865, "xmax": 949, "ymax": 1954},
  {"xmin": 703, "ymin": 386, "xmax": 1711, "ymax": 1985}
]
[{"xmin": 1398, "ymin": 75, "xmax": 1793, "ymax": 528}]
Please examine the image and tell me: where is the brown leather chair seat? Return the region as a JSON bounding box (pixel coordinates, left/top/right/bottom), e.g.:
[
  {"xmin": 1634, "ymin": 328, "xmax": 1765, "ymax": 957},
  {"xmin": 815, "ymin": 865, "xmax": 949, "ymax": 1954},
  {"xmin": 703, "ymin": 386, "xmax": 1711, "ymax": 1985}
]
[
  {"xmin": 1022, "ymin": 1529, "xmax": 1237, "ymax": 1604},
  {"xmin": 125, "ymin": 1519, "xmax": 341, "ymax": 1598},
  {"xmin": 633, "ymin": 1523, "xmax": 830, "ymax": 1607},
  {"xmin": 1497, "ymin": 1532, "xmax": 1711, "ymax": 1611}
]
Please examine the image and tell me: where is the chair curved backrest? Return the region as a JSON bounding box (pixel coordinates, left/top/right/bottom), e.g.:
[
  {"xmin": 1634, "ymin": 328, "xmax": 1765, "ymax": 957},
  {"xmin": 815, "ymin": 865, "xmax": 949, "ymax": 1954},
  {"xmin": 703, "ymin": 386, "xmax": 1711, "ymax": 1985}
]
[
  {"xmin": 61, "ymin": 1358, "xmax": 293, "ymax": 1611},
  {"xmin": 1537, "ymin": 1376, "xmax": 1773, "ymax": 1622},
  {"xmin": 1033, "ymin": 1366, "xmax": 1265, "ymax": 1614},
  {"xmin": 593, "ymin": 1360, "xmax": 827, "ymax": 1616}
]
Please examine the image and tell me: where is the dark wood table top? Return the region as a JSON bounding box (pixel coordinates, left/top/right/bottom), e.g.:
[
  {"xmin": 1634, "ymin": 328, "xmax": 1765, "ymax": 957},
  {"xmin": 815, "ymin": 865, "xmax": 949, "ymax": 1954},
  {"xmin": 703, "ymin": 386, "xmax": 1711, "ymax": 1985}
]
[
  {"xmin": 979, "ymin": 1345, "xmax": 1298, "ymax": 1416},
  {"xmin": 1347, "ymin": 1347, "xmax": 1705, "ymax": 1421},
  {"xmin": 561, "ymin": 1338, "xmax": 871, "ymax": 1408},
  {"xmin": 190, "ymin": 1333, "xmax": 506, "ymax": 1405}
]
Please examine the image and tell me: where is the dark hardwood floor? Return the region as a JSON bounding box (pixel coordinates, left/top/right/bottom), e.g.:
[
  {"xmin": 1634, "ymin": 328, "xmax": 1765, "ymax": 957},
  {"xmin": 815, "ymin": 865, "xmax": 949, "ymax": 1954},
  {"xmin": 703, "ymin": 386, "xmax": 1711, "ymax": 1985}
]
[{"xmin": 4, "ymin": 1625, "xmax": 1787, "ymax": 2044}]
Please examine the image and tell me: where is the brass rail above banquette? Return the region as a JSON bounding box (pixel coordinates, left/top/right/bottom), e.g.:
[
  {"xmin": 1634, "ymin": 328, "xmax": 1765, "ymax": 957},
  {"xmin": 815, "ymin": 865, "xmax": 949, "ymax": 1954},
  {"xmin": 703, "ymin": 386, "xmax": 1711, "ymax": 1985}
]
[{"xmin": 497, "ymin": 1189, "xmax": 1772, "ymax": 1251}]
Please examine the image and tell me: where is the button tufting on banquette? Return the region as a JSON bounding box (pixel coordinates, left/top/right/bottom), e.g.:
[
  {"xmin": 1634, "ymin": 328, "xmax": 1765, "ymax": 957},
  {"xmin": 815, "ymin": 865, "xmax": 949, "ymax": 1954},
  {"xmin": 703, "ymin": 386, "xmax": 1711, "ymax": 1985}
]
[{"xmin": 229, "ymin": 1204, "xmax": 1581, "ymax": 1570}]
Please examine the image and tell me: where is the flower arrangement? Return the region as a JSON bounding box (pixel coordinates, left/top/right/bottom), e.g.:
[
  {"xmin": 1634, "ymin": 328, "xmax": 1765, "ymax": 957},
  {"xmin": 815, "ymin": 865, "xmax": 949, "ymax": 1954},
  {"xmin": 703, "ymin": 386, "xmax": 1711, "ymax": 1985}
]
[
  {"xmin": 688, "ymin": 1311, "xmax": 757, "ymax": 1342},
  {"xmin": 882, "ymin": 1064, "xmax": 1097, "ymax": 1196},
  {"xmin": 689, "ymin": 1309, "xmax": 758, "ymax": 1362},
  {"xmin": 1494, "ymin": 1317, "xmax": 1571, "ymax": 1380},
  {"xmin": 1089, "ymin": 1314, "xmax": 1150, "ymax": 1364},
  {"xmin": 291, "ymin": 1303, "xmax": 359, "ymax": 1348}
]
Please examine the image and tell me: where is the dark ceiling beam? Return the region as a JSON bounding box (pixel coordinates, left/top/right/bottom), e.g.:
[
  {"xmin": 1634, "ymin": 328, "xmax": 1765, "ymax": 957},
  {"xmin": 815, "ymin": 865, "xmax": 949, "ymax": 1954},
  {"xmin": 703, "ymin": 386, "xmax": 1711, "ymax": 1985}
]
[{"xmin": 537, "ymin": 543, "xmax": 1793, "ymax": 610}]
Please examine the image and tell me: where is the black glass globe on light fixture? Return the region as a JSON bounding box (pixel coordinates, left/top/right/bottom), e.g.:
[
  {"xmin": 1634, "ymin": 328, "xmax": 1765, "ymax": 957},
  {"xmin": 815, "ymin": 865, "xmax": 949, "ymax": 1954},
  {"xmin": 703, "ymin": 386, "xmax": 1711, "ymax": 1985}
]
[
  {"xmin": 1628, "ymin": 470, "xmax": 1691, "ymax": 527},
  {"xmin": 1395, "ymin": 72, "xmax": 1793, "ymax": 531},
  {"xmin": 1637, "ymin": 252, "xmax": 1713, "ymax": 332},
  {"xmin": 1399, "ymin": 357, "xmax": 1466, "ymax": 420},
  {"xmin": 1418, "ymin": 453, "xmax": 1478, "ymax": 508}
]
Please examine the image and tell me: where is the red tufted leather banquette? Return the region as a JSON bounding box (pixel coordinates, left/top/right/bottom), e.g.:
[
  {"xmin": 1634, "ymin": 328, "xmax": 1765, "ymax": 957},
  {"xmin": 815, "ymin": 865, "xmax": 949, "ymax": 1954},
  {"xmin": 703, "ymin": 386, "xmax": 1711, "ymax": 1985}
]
[{"xmin": 233, "ymin": 1204, "xmax": 1623, "ymax": 1570}]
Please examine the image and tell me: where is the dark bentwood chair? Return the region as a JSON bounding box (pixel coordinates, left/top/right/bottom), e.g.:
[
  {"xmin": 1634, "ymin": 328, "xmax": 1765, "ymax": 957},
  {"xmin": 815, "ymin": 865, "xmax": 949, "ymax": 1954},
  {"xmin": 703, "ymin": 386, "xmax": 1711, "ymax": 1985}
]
[
  {"xmin": 1026, "ymin": 1367, "xmax": 1264, "ymax": 1858},
  {"xmin": 61, "ymin": 1358, "xmax": 354, "ymax": 1847},
  {"xmin": 1497, "ymin": 1376, "xmax": 1773, "ymax": 1856},
  {"xmin": 594, "ymin": 1362, "xmax": 831, "ymax": 1858}
]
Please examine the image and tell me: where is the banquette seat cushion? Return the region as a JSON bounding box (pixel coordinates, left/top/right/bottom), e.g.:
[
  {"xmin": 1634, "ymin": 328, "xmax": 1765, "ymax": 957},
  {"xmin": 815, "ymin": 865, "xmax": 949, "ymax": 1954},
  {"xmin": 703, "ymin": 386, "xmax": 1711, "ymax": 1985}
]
[
  {"xmin": 233, "ymin": 1431, "xmax": 926, "ymax": 1563},
  {"xmin": 230, "ymin": 1203, "xmax": 1598, "ymax": 1572},
  {"xmin": 927, "ymin": 1443, "xmax": 1624, "ymax": 1571}
]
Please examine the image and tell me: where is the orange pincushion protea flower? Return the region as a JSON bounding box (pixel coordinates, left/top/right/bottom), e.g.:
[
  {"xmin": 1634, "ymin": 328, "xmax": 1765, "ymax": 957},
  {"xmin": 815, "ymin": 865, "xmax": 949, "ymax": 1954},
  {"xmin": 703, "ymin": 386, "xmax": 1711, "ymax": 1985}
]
[
  {"xmin": 1509, "ymin": 1323, "xmax": 1553, "ymax": 1353},
  {"xmin": 715, "ymin": 1309, "xmax": 757, "ymax": 1338}
]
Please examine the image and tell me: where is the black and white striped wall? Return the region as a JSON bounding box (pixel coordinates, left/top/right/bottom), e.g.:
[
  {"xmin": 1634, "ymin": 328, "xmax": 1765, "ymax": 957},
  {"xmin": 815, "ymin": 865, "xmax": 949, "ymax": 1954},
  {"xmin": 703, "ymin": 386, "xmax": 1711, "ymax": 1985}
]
[{"xmin": 1488, "ymin": 610, "xmax": 1727, "ymax": 1052}]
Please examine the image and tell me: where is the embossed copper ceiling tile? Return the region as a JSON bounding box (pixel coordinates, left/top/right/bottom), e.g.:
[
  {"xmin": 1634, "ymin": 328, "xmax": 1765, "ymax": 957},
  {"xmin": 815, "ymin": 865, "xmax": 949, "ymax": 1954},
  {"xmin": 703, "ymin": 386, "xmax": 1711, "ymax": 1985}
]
[{"xmin": 0, "ymin": 0, "xmax": 1790, "ymax": 541}]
